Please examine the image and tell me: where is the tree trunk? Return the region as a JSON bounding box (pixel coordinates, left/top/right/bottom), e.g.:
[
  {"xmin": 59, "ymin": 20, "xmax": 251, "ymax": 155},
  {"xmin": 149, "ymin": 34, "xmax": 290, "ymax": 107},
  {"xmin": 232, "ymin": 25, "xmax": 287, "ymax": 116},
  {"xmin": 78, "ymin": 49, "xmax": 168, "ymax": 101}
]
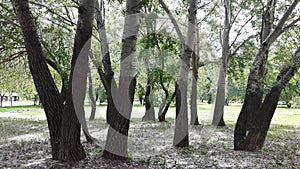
[
  {"xmin": 159, "ymin": 88, "xmax": 176, "ymax": 122},
  {"xmin": 235, "ymin": 46, "xmax": 300, "ymax": 150},
  {"xmin": 173, "ymin": 0, "xmax": 197, "ymax": 147},
  {"xmin": 212, "ymin": 0, "xmax": 231, "ymax": 127},
  {"xmin": 0, "ymin": 95, "xmax": 3, "ymax": 107},
  {"xmin": 11, "ymin": 0, "xmax": 63, "ymax": 160},
  {"xmin": 58, "ymin": 0, "xmax": 95, "ymax": 161},
  {"xmin": 190, "ymin": 25, "xmax": 200, "ymax": 126},
  {"xmin": 234, "ymin": 0, "xmax": 299, "ymax": 149},
  {"xmin": 94, "ymin": 0, "xmax": 117, "ymax": 125},
  {"xmin": 158, "ymin": 98, "xmax": 167, "ymax": 121},
  {"xmin": 235, "ymin": 0, "xmax": 276, "ymax": 148},
  {"xmin": 212, "ymin": 64, "xmax": 226, "ymax": 126},
  {"xmin": 142, "ymin": 74, "xmax": 155, "ymax": 121},
  {"xmin": 102, "ymin": 0, "xmax": 141, "ymax": 160},
  {"xmin": 88, "ymin": 69, "xmax": 96, "ymax": 121}
]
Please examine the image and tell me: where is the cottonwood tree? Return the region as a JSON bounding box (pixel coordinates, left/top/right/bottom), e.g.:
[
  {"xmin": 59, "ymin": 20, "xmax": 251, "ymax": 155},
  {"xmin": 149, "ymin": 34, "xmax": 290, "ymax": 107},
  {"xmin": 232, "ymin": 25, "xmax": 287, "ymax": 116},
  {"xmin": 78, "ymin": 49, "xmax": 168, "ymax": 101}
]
[
  {"xmin": 212, "ymin": 0, "xmax": 257, "ymax": 126},
  {"xmin": 159, "ymin": 0, "xmax": 198, "ymax": 146},
  {"xmin": 234, "ymin": 0, "xmax": 299, "ymax": 150},
  {"xmin": 173, "ymin": 0, "xmax": 198, "ymax": 147},
  {"xmin": 11, "ymin": 0, "xmax": 95, "ymax": 161},
  {"xmin": 102, "ymin": 0, "xmax": 141, "ymax": 160},
  {"xmin": 91, "ymin": 0, "xmax": 118, "ymax": 125}
]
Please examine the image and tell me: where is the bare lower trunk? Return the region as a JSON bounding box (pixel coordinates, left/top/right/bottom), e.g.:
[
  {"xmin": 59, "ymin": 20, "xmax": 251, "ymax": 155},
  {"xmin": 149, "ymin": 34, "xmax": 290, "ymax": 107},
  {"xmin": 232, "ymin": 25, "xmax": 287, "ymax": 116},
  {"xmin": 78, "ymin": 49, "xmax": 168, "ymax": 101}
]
[
  {"xmin": 190, "ymin": 26, "xmax": 200, "ymax": 126},
  {"xmin": 142, "ymin": 77, "xmax": 155, "ymax": 121},
  {"xmin": 212, "ymin": 65, "xmax": 226, "ymax": 126},
  {"xmin": 173, "ymin": 0, "xmax": 197, "ymax": 147},
  {"xmin": 158, "ymin": 96, "xmax": 167, "ymax": 121},
  {"xmin": 234, "ymin": 47, "xmax": 269, "ymax": 149},
  {"xmin": 103, "ymin": 77, "xmax": 136, "ymax": 160},
  {"xmin": 235, "ymin": 47, "xmax": 300, "ymax": 150},
  {"xmin": 190, "ymin": 77, "xmax": 199, "ymax": 125},
  {"xmin": 174, "ymin": 82, "xmax": 189, "ymax": 147},
  {"xmin": 103, "ymin": 0, "xmax": 141, "ymax": 160},
  {"xmin": 58, "ymin": 0, "xmax": 95, "ymax": 161},
  {"xmin": 159, "ymin": 88, "xmax": 176, "ymax": 122},
  {"xmin": 88, "ymin": 70, "xmax": 96, "ymax": 121},
  {"xmin": 11, "ymin": 0, "xmax": 63, "ymax": 160}
]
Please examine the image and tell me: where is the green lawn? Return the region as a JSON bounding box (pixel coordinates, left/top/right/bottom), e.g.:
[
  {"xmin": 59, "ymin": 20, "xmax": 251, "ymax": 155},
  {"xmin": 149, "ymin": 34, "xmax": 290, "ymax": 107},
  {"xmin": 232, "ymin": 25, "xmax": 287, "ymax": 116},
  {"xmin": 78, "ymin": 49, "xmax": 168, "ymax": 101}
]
[
  {"xmin": 0, "ymin": 105, "xmax": 41, "ymax": 112},
  {"xmin": 1, "ymin": 103, "xmax": 299, "ymax": 125}
]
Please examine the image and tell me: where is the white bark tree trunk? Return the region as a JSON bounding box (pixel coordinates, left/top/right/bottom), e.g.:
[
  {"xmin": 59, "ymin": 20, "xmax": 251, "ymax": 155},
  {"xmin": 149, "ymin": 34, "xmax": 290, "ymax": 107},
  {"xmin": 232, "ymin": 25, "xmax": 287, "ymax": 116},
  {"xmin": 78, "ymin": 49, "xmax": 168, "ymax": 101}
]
[{"xmin": 173, "ymin": 0, "xmax": 198, "ymax": 147}]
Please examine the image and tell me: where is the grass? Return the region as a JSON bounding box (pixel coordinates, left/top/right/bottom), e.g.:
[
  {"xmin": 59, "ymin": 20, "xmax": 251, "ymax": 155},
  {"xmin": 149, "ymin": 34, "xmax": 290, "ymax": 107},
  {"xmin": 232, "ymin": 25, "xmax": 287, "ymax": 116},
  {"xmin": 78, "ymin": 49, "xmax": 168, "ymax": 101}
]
[
  {"xmin": 0, "ymin": 118, "xmax": 48, "ymax": 143},
  {"xmin": 0, "ymin": 105, "xmax": 41, "ymax": 113},
  {"xmin": 1, "ymin": 102, "xmax": 300, "ymax": 125},
  {"xmin": 0, "ymin": 104, "xmax": 299, "ymax": 168}
]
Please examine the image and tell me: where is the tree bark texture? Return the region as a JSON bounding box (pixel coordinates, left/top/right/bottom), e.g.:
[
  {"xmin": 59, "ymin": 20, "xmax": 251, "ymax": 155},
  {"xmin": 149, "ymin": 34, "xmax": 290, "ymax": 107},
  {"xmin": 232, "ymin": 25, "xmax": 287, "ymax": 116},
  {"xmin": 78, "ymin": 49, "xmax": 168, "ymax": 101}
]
[
  {"xmin": 102, "ymin": 0, "xmax": 141, "ymax": 160},
  {"xmin": 212, "ymin": 0, "xmax": 231, "ymax": 127},
  {"xmin": 190, "ymin": 25, "xmax": 200, "ymax": 125},
  {"xmin": 173, "ymin": 0, "xmax": 197, "ymax": 147},
  {"xmin": 58, "ymin": 0, "xmax": 95, "ymax": 161},
  {"xmin": 234, "ymin": 0, "xmax": 298, "ymax": 150},
  {"xmin": 142, "ymin": 75, "xmax": 155, "ymax": 121},
  {"xmin": 11, "ymin": 0, "xmax": 63, "ymax": 160},
  {"xmin": 235, "ymin": 46, "xmax": 300, "ymax": 150}
]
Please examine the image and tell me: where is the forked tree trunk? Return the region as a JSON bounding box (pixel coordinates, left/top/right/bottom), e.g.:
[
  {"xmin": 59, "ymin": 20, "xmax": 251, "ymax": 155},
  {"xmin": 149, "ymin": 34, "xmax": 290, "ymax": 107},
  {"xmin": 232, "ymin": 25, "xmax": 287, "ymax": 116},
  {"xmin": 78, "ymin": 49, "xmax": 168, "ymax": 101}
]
[
  {"xmin": 159, "ymin": 88, "xmax": 176, "ymax": 122},
  {"xmin": 11, "ymin": 0, "xmax": 63, "ymax": 160},
  {"xmin": 173, "ymin": 0, "xmax": 197, "ymax": 147},
  {"xmin": 93, "ymin": 0, "xmax": 117, "ymax": 125},
  {"xmin": 234, "ymin": 0, "xmax": 298, "ymax": 150},
  {"xmin": 58, "ymin": 0, "xmax": 95, "ymax": 161},
  {"xmin": 102, "ymin": 0, "xmax": 141, "ymax": 160},
  {"xmin": 235, "ymin": 47, "xmax": 300, "ymax": 150}
]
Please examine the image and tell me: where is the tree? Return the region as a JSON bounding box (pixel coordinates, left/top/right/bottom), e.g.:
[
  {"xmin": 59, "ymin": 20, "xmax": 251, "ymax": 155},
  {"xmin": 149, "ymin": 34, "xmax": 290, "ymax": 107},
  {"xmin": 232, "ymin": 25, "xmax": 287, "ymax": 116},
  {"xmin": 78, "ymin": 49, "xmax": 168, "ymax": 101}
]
[
  {"xmin": 102, "ymin": 0, "xmax": 141, "ymax": 160},
  {"xmin": 212, "ymin": 0, "xmax": 257, "ymax": 126},
  {"xmin": 190, "ymin": 23, "xmax": 200, "ymax": 125},
  {"xmin": 88, "ymin": 67, "xmax": 97, "ymax": 121},
  {"xmin": 11, "ymin": 0, "xmax": 95, "ymax": 161},
  {"xmin": 234, "ymin": 0, "xmax": 299, "ymax": 151},
  {"xmin": 91, "ymin": 0, "xmax": 118, "ymax": 125},
  {"xmin": 173, "ymin": 0, "xmax": 198, "ymax": 147}
]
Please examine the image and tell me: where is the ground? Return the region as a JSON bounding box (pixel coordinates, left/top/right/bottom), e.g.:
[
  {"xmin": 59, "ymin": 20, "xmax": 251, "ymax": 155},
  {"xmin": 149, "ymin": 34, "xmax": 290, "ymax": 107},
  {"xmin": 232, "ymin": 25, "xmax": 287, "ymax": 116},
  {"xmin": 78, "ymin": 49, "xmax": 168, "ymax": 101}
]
[{"xmin": 0, "ymin": 103, "xmax": 299, "ymax": 168}]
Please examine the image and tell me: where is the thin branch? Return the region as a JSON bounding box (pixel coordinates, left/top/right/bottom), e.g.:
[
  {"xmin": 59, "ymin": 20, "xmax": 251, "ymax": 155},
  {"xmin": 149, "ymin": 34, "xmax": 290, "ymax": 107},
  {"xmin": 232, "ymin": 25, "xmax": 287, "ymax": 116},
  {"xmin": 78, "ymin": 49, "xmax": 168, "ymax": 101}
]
[
  {"xmin": 229, "ymin": 15, "xmax": 254, "ymax": 49},
  {"xmin": 198, "ymin": 2, "xmax": 218, "ymax": 24},
  {"xmin": 282, "ymin": 17, "xmax": 300, "ymax": 32},
  {"xmin": 29, "ymin": 1, "xmax": 77, "ymax": 26},
  {"xmin": 230, "ymin": 34, "xmax": 257, "ymax": 58},
  {"xmin": 264, "ymin": 0, "xmax": 299, "ymax": 45},
  {"xmin": 0, "ymin": 13, "xmax": 20, "ymax": 27},
  {"xmin": 198, "ymin": 2, "xmax": 211, "ymax": 9},
  {"xmin": 0, "ymin": 51, "xmax": 26, "ymax": 65},
  {"xmin": 158, "ymin": 0, "xmax": 184, "ymax": 43},
  {"xmin": 230, "ymin": 8, "xmax": 242, "ymax": 28}
]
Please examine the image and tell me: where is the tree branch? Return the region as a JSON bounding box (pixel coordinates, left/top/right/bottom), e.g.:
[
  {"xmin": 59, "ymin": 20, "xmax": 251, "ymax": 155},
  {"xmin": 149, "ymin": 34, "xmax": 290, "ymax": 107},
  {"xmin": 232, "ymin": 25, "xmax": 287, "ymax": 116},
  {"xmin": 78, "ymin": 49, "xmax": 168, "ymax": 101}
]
[
  {"xmin": 229, "ymin": 15, "xmax": 254, "ymax": 49},
  {"xmin": 264, "ymin": 0, "xmax": 299, "ymax": 45},
  {"xmin": 158, "ymin": 0, "xmax": 184, "ymax": 43},
  {"xmin": 0, "ymin": 51, "xmax": 26, "ymax": 65},
  {"xmin": 230, "ymin": 34, "xmax": 257, "ymax": 58},
  {"xmin": 29, "ymin": 1, "xmax": 77, "ymax": 26},
  {"xmin": 198, "ymin": 1, "xmax": 218, "ymax": 24},
  {"xmin": 282, "ymin": 17, "xmax": 300, "ymax": 32}
]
